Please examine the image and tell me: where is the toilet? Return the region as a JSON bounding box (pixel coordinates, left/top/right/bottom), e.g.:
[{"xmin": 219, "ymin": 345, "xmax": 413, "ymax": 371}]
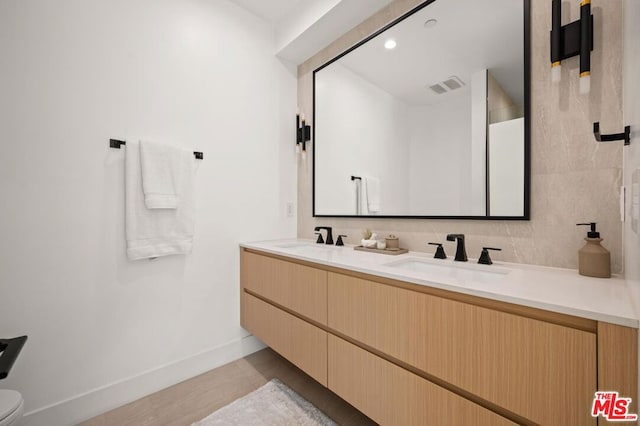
[{"xmin": 0, "ymin": 390, "xmax": 24, "ymax": 426}]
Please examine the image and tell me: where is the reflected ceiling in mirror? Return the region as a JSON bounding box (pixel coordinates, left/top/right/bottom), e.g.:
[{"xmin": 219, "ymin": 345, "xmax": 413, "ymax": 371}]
[{"xmin": 313, "ymin": 0, "xmax": 530, "ymax": 219}]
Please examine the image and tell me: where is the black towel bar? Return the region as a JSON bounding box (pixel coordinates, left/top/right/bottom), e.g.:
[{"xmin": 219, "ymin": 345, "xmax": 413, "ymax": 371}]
[
  {"xmin": 110, "ymin": 139, "xmax": 204, "ymax": 159},
  {"xmin": 0, "ymin": 335, "xmax": 28, "ymax": 380}
]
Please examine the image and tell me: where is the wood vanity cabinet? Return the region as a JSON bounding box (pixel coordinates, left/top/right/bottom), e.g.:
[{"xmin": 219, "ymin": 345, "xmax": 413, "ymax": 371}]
[
  {"xmin": 243, "ymin": 293, "xmax": 328, "ymax": 386},
  {"xmin": 328, "ymin": 335, "xmax": 517, "ymax": 426},
  {"xmin": 241, "ymin": 251, "xmax": 327, "ymax": 324},
  {"xmin": 328, "ymin": 273, "xmax": 596, "ymax": 425},
  {"xmin": 240, "ymin": 248, "xmax": 638, "ymax": 426}
]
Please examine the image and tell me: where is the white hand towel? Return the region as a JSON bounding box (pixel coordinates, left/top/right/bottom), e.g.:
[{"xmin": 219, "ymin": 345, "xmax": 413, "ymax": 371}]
[
  {"xmin": 125, "ymin": 140, "xmax": 195, "ymax": 260},
  {"xmin": 364, "ymin": 176, "xmax": 381, "ymax": 213},
  {"xmin": 140, "ymin": 140, "xmax": 181, "ymax": 209}
]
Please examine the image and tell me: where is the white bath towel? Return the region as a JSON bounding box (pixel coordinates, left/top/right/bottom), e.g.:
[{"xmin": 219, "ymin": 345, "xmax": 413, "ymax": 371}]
[
  {"xmin": 140, "ymin": 141, "xmax": 180, "ymax": 209},
  {"xmin": 125, "ymin": 140, "xmax": 195, "ymax": 260},
  {"xmin": 364, "ymin": 176, "xmax": 380, "ymax": 213}
]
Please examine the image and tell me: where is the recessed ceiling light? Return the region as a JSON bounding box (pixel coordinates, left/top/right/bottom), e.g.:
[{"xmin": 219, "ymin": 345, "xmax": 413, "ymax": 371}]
[
  {"xmin": 384, "ymin": 39, "xmax": 397, "ymax": 50},
  {"xmin": 424, "ymin": 19, "xmax": 438, "ymax": 29}
]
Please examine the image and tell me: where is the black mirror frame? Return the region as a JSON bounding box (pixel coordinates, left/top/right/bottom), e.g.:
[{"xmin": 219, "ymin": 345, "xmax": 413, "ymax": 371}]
[{"xmin": 312, "ymin": 0, "xmax": 531, "ymax": 220}]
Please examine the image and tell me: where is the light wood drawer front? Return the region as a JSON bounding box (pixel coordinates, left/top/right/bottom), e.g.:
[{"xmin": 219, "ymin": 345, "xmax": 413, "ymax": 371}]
[
  {"xmin": 598, "ymin": 322, "xmax": 639, "ymax": 426},
  {"xmin": 241, "ymin": 251, "xmax": 327, "ymax": 324},
  {"xmin": 243, "ymin": 293, "xmax": 327, "ymax": 386},
  {"xmin": 328, "ymin": 273, "xmax": 597, "ymax": 426},
  {"xmin": 328, "ymin": 335, "xmax": 516, "ymax": 426}
]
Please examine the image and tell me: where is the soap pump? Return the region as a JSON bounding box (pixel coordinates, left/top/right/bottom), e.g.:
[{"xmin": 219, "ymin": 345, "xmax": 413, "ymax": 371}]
[{"xmin": 576, "ymin": 222, "xmax": 611, "ymax": 278}]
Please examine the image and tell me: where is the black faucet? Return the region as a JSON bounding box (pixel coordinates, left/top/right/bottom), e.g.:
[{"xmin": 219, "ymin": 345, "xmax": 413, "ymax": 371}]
[
  {"xmin": 446, "ymin": 234, "xmax": 467, "ymax": 262},
  {"xmin": 314, "ymin": 226, "xmax": 334, "ymax": 245}
]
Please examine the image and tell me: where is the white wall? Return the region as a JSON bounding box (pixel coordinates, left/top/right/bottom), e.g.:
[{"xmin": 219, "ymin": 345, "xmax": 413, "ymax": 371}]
[
  {"xmin": 623, "ymin": 0, "xmax": 640, "ymax": 405},
  {"xmin": 315, "ymin": 62, "xmax": 488, "ymax": 217},
  {"xmin": 408, "ymin": 91, "xmax": 473, "ymax": 215},
  {"xmin": 0, "ymin": 1, "xmax": 297, "ymax": 424},
  {"xmin": 489, "ymin": 118, "xmax": 525, "ymax": 216},
  {"xmin": 274, "ymin": 0, "xmax": 391, "ymax": 64},
  {"xmin": 470, "ymin": 69, "xmax": 488, "ymax": 215},
  {"xmin": 275, "ymin": 0, "xmax": 342, "ymax": 53},
  {"xmin": 314, "ymin": 62, "xmax": 410, "ymax": 215}
]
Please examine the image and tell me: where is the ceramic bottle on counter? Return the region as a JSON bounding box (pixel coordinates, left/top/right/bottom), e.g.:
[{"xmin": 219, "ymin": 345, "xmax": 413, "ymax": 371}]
[{"xmin": 576, "ymin": 222, "xmax": 611, "ymax": 278}]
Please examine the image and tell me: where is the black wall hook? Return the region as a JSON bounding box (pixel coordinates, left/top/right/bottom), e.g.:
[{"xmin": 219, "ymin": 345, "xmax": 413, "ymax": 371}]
[
  {"xmin": 593, "ymin": 122, "xmax": 631, "ymax": 146},
  {"xmin": 110, "ymin": 139, "xmax": 204, "ymax": 159}
]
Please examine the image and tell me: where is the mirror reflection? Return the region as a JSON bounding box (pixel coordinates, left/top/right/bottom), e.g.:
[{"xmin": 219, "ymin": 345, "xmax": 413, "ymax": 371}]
[{"xmin": 313, "ymin": 0, "xmax": 528, "ymax": 218}]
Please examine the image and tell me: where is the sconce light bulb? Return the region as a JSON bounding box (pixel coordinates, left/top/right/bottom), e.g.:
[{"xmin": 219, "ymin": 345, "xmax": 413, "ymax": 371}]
[
  {"xmin": 579, "ymin": 74, "xmax": 591, "ymax": 95},
  {"xmin": 301, "ymin": 149, "xmax": 307, "ymax": 161},
  {"xmin": 551, "ymin": 64, "xmax": 561, "ymax": 83},
  {"xmin": 296, "ymin": 144, "xmax": 301, "ymax": 154}
]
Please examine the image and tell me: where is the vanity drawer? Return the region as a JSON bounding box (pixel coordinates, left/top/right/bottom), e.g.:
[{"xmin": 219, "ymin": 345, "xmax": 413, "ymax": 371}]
[
  {"xmin": 241, "ymin": 250, "xmax": 327, "ymax": 324},
  {"xmin": 328, "ymin": 334, "xmax": 516, "ymax": 426},
  {"xmin": 243, "ymin": 293, "xmax": 327, "ymax": 386},
  {"xmin": 328, "ymin": 272, "xmax": 597, "ymax": 426}
]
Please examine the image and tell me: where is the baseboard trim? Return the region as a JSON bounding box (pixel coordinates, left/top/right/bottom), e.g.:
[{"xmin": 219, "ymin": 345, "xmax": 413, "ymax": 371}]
[{"xmin": 21, "ymin": 335, "xmax": 266, "ymax": 426}]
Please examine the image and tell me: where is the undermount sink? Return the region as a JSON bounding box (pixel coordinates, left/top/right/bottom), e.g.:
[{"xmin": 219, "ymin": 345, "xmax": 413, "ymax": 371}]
[
  {"xmin": 274, "ymin": 242, "xmax": 316, "ymax": 249},
  {"xmin": 384, "ymin": 257, "xmax": 510, "ymax": 283},
  {"xmin": 274, "ymin": 242, "xmax": 334, "ymax": 254}
]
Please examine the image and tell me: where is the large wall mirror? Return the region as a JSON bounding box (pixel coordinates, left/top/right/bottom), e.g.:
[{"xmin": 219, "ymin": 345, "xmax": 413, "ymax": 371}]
[{"xmin": 313, "ymin": 0, "xmax": 530, "ymax": 219}]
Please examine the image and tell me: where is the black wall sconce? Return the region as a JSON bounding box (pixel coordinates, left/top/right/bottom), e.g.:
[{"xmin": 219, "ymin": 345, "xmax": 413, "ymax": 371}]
[
  {"xmin": 296, "ymin": 114, "xmax": 311, "ymax": 157},
  {"xmin": 550, "ymin": 0, "xmax": 593, "ymax": 94}
]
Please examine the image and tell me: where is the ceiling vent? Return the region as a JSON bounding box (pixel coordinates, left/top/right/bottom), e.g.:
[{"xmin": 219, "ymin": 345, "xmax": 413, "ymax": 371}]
[
  {"xmin": 428, "ymin": 83, "xmax": 448, "ymax": 94},
  {"xmin": 428, "ymin": 76, "xmax": 466, "ymax": 95}
]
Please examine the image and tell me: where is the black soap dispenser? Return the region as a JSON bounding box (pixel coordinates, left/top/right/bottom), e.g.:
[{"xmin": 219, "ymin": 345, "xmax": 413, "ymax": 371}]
[{"xmin": 576, "ymin": 222, "xmax": 611, "ymax": 278}]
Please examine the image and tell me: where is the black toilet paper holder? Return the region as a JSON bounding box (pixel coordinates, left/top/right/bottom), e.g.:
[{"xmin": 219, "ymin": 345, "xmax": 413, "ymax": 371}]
[{"xmin": 0, "ymin": 336, "xmax": 28, "ymax": 380}]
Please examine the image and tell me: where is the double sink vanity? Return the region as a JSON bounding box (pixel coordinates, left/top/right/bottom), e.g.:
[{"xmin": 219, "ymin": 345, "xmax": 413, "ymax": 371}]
[
  {"xmin": 240, "ymin": 238, "xmax": 638, "ymax": 426},
  {"xmin": 244, "ymin": 0, "xmax": 638, "ymax": 423}
]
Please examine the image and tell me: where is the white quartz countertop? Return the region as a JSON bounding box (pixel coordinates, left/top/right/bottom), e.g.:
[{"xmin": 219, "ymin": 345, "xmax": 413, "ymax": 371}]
[{"xmin": 241, "ymin": 239, "xmax": 639, "ymax": 328}]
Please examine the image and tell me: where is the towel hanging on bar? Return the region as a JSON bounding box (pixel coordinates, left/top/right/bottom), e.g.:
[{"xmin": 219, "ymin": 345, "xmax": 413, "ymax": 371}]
[
  {"xmin": 110, "ymin": 139, "xmax": 203, "ymax": 159},
  {"xmin": 125, "ymin": 140, "xmax": 195, "ymax": 260}
]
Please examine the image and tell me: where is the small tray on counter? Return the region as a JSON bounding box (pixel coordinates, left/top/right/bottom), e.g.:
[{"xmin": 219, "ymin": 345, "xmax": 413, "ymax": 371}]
[{"xmin": 354, "ymin": 246, "xmax": 408, "ymax": 255}]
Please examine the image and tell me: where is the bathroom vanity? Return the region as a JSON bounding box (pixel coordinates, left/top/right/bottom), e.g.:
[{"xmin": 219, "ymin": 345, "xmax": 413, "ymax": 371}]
[{"xmin": 239, "ymin": 240, "xmax": 638, "ymax": 426}]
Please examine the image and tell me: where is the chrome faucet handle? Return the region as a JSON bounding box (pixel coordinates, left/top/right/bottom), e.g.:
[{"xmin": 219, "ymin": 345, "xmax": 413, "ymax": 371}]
[
  {"xmin": 336, "ymin": 235, "xmax": 347, "ymax": 246},
  {"xmin": 315, "ymin": 232, "xmax": 324, "ymax": 244},
  {"xmin": 428, "ymin": 242, "xmax": 447, "ymax": 259},
  {"xmin": 478, "ymin": 247, "xmax": 501, "ymax": 265}
]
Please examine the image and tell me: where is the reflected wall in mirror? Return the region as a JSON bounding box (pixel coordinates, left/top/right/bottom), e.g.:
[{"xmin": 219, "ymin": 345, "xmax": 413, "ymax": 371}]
[{"xmin": 313, "ymin": 0, "xmax": 529, "ymax": 219}]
